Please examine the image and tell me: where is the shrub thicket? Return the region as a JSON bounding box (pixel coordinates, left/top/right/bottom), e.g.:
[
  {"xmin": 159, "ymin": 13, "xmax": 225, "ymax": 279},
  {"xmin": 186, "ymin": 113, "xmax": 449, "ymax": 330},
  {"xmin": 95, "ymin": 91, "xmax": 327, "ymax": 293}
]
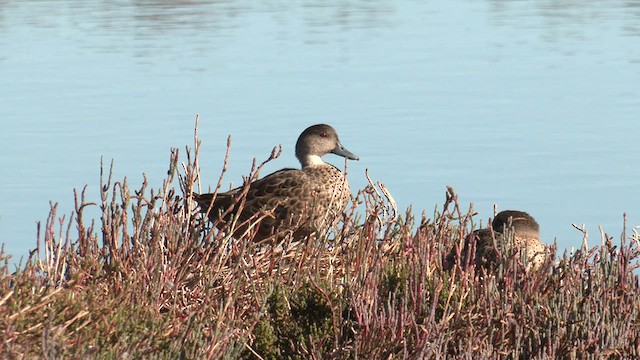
[{"xmin": 1, "ymin": 124, "xmax": 638, "ymax": 359}]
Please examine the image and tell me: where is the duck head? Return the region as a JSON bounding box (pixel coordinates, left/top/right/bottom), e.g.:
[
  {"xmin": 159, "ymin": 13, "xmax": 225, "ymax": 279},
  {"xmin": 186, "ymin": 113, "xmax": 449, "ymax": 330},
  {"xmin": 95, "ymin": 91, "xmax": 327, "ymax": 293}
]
[{"xmin": 295, "ymin": 124, "xmax": 359, "ymax": 167}]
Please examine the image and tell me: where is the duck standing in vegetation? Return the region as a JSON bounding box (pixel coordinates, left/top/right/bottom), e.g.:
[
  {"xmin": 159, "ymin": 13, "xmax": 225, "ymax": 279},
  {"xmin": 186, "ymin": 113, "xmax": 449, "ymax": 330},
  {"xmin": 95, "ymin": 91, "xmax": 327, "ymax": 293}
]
[
  {"xmin": 194, "ymin": 124, "xmax": 359, "ymax": 242},
  {"xmin": 444, "ymin": 210, "xmax": 547, "ymax": 272}
]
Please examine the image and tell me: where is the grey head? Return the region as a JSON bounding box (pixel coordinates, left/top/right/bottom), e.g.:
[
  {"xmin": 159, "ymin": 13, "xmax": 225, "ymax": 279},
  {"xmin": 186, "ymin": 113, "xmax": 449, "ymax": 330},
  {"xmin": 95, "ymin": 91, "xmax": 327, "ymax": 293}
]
[
  {"xmin": 493, "ymin": 210, "xmax": 545, "ymax": 270},
  {"xmin": 492, "ymin": 210, "xmax": 539, "ymax": 239},
  {"xmin": 295, "ymin": 124, "xmax": 359, "ymax": 168}
]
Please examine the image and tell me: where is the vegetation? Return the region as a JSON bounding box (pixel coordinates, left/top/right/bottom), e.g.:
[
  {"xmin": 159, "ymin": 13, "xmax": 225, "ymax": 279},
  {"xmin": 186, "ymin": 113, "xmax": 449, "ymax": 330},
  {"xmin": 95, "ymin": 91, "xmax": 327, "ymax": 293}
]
[{"xmin": 1, "ymin": 124, "xmax": 639, "ymax": 359}]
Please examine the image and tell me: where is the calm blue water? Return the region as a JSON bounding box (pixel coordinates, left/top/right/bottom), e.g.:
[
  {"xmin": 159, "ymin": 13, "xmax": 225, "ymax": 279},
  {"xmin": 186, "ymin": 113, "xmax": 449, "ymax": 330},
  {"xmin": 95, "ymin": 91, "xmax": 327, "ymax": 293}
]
[{"xmin": 1, "ymin": 1, "xmax": 639, "ymax": 262}]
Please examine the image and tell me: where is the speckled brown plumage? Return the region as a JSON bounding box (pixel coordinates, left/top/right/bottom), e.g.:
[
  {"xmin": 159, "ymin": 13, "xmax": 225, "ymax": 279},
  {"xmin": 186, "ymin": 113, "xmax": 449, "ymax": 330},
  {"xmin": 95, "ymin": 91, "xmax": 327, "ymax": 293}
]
[
  {"xmin": 444, "ymin": 210, "xmax": 547, "ymax": 272},
  {"xmin": 194, "ymin": 124, "xmax": 358, "ymax": 242}
]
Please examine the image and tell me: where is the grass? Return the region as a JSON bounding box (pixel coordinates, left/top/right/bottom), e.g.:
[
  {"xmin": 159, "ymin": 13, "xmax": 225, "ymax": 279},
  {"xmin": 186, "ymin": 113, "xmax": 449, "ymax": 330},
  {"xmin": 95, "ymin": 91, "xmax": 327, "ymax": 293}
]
[{"xmin": 1, "ymin": 121, "xmax": 639, "ymax": 359}]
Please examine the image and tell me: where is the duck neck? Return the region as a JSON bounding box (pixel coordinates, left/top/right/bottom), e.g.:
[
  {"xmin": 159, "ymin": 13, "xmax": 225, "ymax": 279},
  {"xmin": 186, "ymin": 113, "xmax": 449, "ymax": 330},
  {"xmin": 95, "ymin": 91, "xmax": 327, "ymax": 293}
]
[{"xmin": 300, "ymin": 155, "xmax": 326, "ymax": 168}]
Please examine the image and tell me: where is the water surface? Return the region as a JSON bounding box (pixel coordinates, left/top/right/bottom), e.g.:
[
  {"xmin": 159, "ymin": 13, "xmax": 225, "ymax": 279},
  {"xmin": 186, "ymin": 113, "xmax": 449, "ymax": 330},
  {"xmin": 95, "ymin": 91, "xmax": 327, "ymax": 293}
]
[{"xmin": 1, "ymin": 1, "xmax": 639, "ymax": 261}]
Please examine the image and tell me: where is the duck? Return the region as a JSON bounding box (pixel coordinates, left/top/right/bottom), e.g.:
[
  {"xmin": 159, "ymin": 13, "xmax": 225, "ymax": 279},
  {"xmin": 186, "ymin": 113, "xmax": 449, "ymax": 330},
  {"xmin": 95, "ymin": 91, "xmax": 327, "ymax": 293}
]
[
  {"xmin": 193, "ymin": 124, "xmax": 359, "ymax": 242},
  {"xmin": 444, "ymin": 210, "xmax": 546, "ymax": 272}
]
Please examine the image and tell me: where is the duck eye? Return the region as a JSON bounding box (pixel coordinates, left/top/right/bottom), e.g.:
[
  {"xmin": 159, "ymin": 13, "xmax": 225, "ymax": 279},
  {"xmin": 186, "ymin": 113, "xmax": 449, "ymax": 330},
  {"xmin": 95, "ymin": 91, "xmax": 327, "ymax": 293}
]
[{"xmin": 320, "ymin": 132, "xmax": 327, "ymax": 138}]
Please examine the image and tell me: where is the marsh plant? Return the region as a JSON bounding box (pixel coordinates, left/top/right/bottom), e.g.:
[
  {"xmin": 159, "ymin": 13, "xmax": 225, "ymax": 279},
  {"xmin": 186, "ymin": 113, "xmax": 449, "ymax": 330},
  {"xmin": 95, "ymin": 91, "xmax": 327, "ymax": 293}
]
[{"xmin": 1, "ymin": 122, "xmax": 639, "ymax": 359}]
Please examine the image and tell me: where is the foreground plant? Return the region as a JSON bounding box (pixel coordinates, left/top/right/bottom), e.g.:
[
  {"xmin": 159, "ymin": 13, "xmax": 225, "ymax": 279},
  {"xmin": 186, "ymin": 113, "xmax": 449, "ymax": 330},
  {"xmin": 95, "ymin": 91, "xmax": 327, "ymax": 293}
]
[{"xmin": 1, "ymin": 120, "xmax": 638, "ymax": 359}]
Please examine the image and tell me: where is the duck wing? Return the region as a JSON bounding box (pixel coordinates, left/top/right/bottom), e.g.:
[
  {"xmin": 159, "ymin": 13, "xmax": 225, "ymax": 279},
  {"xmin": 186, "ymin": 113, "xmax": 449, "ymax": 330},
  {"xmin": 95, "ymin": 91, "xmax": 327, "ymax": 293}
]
[{"xmin": 194, "ymin": 168, "xmax": 307, "ymax": 224}]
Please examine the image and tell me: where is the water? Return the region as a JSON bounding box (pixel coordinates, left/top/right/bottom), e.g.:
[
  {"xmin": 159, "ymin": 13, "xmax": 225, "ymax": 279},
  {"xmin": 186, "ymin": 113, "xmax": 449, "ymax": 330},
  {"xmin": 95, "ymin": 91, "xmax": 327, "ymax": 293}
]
[{"xmin": 1, "ymin": 1, "xmax": 639, "ymax": 262}]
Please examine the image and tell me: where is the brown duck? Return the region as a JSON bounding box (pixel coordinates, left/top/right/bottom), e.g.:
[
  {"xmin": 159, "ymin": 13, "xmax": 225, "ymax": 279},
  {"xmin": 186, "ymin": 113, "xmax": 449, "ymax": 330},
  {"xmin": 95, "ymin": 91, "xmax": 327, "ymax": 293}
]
[
  {"xmin": 194, "ymin": 124, "xmax": 359, "ymax": 242},
  {"xmin": 444, "ymin": 210, "xmax": 546, "ymax": 272}
]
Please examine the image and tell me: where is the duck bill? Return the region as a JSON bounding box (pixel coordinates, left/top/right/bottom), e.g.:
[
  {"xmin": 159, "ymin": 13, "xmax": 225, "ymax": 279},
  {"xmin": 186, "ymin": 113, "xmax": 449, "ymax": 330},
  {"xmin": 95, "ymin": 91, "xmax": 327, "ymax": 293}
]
[{"xmin": 332, "ymin": 141, "xmax": 359, "ymax": 160}]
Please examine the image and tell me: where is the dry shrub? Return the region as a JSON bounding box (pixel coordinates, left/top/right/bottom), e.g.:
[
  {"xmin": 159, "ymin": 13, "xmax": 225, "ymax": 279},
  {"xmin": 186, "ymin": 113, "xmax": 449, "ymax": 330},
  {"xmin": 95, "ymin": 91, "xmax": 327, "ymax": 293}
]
[{"xmin": 1, "ymin": 119, "xmax": 638, "ymax": 359}]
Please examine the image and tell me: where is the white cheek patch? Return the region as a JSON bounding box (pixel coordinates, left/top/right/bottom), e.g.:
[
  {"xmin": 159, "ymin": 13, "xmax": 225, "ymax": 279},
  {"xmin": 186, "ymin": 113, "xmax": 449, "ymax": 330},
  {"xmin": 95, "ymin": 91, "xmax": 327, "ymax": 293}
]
[{"xmin": 306, "ymin": 155, "xmax": 326, "ymax": 166}]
